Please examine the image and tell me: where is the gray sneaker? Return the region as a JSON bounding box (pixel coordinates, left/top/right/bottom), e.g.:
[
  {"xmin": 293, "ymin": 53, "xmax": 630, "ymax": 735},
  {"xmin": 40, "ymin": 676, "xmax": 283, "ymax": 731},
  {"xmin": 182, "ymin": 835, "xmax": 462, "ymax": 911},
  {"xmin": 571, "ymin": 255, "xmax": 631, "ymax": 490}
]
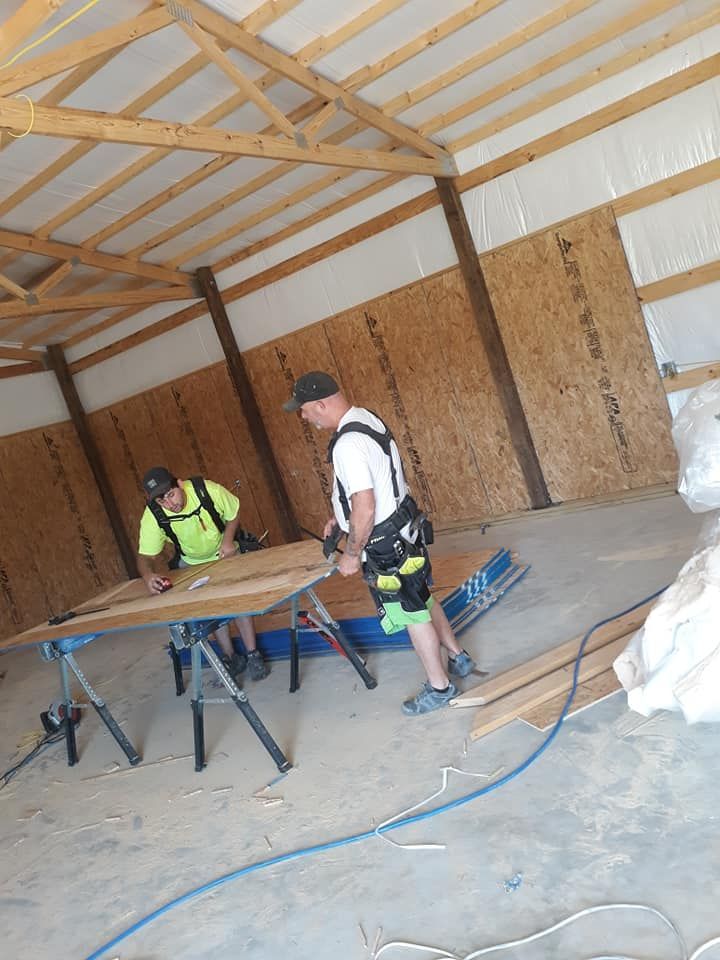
[
  {"xmin": 246, "ymin": 649, "xmax": 269, "ymax": 681},
  {"xmin": 401, "ymin": 681, "xmax": 459, "ymax": 716},
  {"xmin": 447, "ymin": 649, "xmax": 476, "ymax": 678}
]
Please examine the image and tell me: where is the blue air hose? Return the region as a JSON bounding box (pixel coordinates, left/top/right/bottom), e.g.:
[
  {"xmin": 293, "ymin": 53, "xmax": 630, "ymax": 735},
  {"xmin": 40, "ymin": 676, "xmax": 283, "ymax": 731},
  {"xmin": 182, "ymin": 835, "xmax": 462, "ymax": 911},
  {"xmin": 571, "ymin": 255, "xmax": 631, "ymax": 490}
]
[{"xmin": 83, "ymin": 587, "xmax": 666, "ymax": 960}]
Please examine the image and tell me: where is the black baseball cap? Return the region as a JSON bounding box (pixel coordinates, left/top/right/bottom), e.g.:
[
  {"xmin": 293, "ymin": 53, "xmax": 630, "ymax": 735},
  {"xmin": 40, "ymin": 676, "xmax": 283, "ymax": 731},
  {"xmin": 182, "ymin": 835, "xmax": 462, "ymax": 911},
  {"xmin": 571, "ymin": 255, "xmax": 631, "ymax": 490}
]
[
  {"xmin": 142, "ymin": 466, "xmax": 175, "ymax": 500},
  {"xmin": 282, "ymin": 371, "xmax": 339, "ymax": 412}
]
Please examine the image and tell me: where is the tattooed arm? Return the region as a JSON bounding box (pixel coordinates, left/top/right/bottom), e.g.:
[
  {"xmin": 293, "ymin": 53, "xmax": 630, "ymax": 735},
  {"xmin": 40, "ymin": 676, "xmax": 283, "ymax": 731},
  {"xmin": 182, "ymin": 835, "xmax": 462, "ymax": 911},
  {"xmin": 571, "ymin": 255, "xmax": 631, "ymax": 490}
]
[{"xmin": 338, "ymin": 488, "xmax": 375, "ymax": 576}]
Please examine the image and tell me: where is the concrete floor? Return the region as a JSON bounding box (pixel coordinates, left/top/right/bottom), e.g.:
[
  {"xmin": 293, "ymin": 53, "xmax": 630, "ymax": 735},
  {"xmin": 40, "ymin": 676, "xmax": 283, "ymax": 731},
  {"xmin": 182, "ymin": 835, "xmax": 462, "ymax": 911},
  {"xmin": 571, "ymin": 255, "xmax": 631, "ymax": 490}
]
[{"xmin": 1, "ymin": 492, "xmax": 718, "ymax": 960}]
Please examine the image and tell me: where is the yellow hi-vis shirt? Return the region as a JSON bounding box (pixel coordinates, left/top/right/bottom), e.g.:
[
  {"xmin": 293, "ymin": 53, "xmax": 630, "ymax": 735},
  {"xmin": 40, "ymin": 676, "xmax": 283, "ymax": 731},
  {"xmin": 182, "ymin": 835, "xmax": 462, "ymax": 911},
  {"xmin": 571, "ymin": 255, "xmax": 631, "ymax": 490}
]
[{"xmin": 138, "ymin": 479, "xmax": 240, "ymax": 565}]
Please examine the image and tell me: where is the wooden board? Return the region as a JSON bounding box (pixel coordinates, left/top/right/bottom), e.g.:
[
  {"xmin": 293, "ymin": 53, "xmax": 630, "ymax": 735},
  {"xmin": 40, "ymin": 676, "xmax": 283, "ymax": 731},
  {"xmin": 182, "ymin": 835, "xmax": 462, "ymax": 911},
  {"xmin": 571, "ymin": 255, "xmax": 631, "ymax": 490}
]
[
  {"xmin": 424, "ymin": 270, "xmax": 529, "ymax": 515},
  {"xmin": 3, "ymin": 540, "xmax": 332, "ymax": 651},
  {"xmin": 480, "ymin": 206, "xmax": 677, "ymax": 501},
  {"xmin": 452, "ymin": 599, "xmax": 652, "ymax": 707},
  {"xmin": 469, "ymin": 634, "xmax": 630, "ymax": 741},
  {"xmin": 254, "ymin": 546, "xmax": 499, "ymax": 632},
  {"xmin": 520, "ymin": 668, "xmax": 621, "ymax": 730},
  {"xmin": 0, "ymin": 422, "xmax": 123, "ymax": 637},
  {"xmin": 244, "ymin": 324, "xmax": 339, "ymax": 536}
]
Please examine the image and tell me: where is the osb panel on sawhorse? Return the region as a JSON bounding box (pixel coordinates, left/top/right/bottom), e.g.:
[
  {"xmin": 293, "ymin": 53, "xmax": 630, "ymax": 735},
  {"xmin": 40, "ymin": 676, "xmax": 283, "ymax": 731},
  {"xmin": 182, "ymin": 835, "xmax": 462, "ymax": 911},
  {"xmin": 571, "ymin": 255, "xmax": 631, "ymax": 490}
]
[{"xmin": 480, "ymin": 206, "xmax": 677, "ymax": 502}]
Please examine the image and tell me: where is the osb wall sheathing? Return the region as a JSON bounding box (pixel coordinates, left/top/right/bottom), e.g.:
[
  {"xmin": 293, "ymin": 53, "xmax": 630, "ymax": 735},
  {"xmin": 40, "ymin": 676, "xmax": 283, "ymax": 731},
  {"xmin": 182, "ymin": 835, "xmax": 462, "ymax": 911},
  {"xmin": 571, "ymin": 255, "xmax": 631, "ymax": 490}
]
[
  {"xmin": 0, "ymin": 422, "xmax": 123, "ymax": 638},
  {"xmin": 87, "ymin": 362, "xmax": 284, "ymax": 558},
  {"xmin": 480, "ymin": 206, "xmax": 677, "ymax": 501},
  {"xmin": 244, "ymin": 270, "xmax": 529, "ymax": 532}
]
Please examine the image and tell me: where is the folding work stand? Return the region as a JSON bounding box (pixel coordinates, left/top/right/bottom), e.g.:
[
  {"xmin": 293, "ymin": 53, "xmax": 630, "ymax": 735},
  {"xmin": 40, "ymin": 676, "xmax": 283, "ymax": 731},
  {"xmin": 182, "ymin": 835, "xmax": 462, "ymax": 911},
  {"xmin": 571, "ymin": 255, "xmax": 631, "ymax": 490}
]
[
  {"xmin": 167, "ymin": 585, "xmax": 377, "ymax": 772},
  {"xmin": 39, "ymin": 635, "xmax": 141, "ymax": 768}
]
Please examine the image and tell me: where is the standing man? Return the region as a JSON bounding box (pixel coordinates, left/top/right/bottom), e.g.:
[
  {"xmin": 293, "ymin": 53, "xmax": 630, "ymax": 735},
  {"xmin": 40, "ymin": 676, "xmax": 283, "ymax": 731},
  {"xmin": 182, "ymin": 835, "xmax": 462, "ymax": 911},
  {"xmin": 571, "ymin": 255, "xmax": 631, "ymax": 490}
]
[
  {"xmin": 137, "ymin": 467, "xmax": 268, "ymax": 682},
  {"xmin": 283, "ymin": 372, "xmax": 475, "ymax": 715}
]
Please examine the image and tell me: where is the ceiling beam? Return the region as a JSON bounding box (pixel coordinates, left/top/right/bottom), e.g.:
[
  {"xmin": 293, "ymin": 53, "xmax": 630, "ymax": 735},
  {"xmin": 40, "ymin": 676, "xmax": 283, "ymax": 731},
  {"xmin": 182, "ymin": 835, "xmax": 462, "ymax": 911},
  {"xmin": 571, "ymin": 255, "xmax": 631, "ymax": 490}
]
[
  {"xmin": 0, "ymin": 0, "xmax": 70, "ymax": 63},
  {"xmin": 0, "ymin": 285, "xmax": 195, "ymax": 323},
  {"xmin": 164, "ymin": 0, "xmax": 451, "ymax": 162},
  {"xmin": 443, "ymin": 0, "xmax": 714, "ymax": 150},
  {"xmin": 0, "ymin": 270, "xmax": 31, "ymax": 300},
  {"xmin": 381, "ymin": 0, "xmax": 600, "ymax": 118},
  {"xmin": 179, "ymin": 21, "xmax": 297, "ymax": 137},
  {"xmin": 0, "ymin": 97, "xmax": 454, "ymax": 176},
  {"xmin": 0, "ymin": 6, "xmax": 174, "ymax": 97},
  {"xmin": 31, "ymin": 258, "xmax": 76, "ymax": 296},
  {"xmin": 0, "ymin": 228, "xmax": 193, "ymax": 285},
  {"xmin": 0, "ymin": 344, "xmax": 45, "ymax": 362},
  {"xmin": 0, "ymin": 360, "xmax": 44, "ymax": 378}
]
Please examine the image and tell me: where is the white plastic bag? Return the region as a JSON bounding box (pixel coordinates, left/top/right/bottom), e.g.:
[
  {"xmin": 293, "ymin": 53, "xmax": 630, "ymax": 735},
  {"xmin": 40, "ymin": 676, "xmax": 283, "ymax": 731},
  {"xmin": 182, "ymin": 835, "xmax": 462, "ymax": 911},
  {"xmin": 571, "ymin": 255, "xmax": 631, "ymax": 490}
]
[
  {"xmin": 673, "ymin": 378, "xmax": 720, "ymax": 512},
  {"xmin": 614, "ymin": 513, "xmax": 720, "ymax": 723}
]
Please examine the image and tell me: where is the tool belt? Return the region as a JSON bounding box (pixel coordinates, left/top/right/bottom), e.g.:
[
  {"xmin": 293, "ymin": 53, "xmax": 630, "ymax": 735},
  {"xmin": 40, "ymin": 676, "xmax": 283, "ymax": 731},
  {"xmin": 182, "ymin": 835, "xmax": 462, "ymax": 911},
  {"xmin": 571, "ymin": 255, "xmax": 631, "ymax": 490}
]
[{"xmin": 363, "ymin": 494, "xmax": 433, "ymax": 584}]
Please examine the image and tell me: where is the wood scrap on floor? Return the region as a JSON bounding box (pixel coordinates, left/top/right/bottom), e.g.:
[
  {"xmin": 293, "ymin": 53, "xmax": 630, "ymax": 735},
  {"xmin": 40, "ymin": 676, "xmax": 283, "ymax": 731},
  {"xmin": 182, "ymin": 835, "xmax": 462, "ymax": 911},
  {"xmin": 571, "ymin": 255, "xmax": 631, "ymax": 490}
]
[
  {"xmin": 450, "ymin": 603, "xmax": 652, "ymax": 742},
  {"xmin": 519, "ymin": 669, "xmax": 621, "ymax": 731}
]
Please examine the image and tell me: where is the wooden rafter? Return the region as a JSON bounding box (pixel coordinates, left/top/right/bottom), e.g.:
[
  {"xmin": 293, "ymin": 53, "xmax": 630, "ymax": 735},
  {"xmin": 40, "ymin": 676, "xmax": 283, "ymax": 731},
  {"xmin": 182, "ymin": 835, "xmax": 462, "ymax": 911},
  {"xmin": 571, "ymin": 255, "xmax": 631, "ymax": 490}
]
[
  {"xmin": 381, "ymin": 0, "xmax": 601, "ymax": 118},
  {"xmin": 0, "ymin": 286, "xmax": 195, "ymax": 323},
  {"xmin": 84, "ymin": 0, "xmax": 600, "ymax": 269},
  {"xmin": 162, "ymin": 0, "xmax": 450, "ymax": 162},
  {"xmin": 0, "ymin": 228, "xmax": 193, "ymax": 285},
  {"xmin": 0, "ymin": 97, "xmax": 453, "ymax": 176},
  {"xmin": 301, "ymin": 100, "xmax": 339, "ymax": 144},
  {"xmin": 0, "ymin": 360, "xmax": 44, "ymax": 378},
  {"xmin": 179, "ymin": 20, "xmax": 296, "ymax": 137},
  {"xmin": 0, "ymin": 6, "xmax": 174, "ymax": 97},
  {"xmin": 0, "ymin": 0, "xmax": 69, "ymax": 63},
  {"xmin": 6, "ymin": 0, "xmax": 402, "ymax": 255},
  {"xmin": 444, "ymin": 0, "xmax": 715, "ymax": 149},
  {"xmin": 31, "ymin": 259, "xmax": 76, "ymax": 297},
  {"xmin": 0, "ymin": 344, "xmax": 43, "ymax": 362},
  {"xmin": 0, "ymin": 271, "xmax": 30, "ymax": 300}
]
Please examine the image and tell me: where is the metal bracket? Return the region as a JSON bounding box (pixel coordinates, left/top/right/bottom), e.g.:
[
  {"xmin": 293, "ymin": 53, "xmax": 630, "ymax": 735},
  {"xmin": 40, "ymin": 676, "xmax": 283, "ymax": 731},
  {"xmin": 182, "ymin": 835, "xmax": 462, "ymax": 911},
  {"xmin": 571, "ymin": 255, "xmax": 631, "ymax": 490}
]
[
  {"xmin": 166, "ymin": 0, "xmax": 193, "ymax": 26},
  {"xmin": 660, "ymin": 360, "xmax": 678, "ymax": 379},
  {"xmin": 294, "ymin": 131, "xmax": 309, "ymax": 150}
]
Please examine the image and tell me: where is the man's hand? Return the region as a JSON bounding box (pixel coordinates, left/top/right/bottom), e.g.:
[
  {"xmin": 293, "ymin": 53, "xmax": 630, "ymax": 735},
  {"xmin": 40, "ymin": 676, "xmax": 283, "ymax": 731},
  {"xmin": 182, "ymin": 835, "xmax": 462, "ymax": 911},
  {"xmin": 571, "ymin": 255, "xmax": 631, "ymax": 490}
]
[
  {"xmin": 218, "ymin": 539, "xmax": 238, "ymax": 560},
  {"xmin": 322, "ymin": 516, "xmax": 338, "ymax": 539},
  {"xmin": 144, "ymin": 574, "xmax": 168, "ymax": 596},
  {"xmin": 338, "ymin": 552, "xmax": 361, "ymax": 577}
]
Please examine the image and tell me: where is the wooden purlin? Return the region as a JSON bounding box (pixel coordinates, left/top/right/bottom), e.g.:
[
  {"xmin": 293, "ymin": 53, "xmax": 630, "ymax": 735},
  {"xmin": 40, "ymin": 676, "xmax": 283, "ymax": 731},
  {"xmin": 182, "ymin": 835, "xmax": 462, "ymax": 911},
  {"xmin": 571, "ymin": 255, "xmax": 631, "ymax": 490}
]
[
  {"xmin": 424, "ymin": 0, "xmax": 686, "ymax": 137},
  {"xmin": 446, "ymin": 2, "xmax": 720, "ymax": 151},
  {"xmin": 0, "ymin": 6, "xmax": 175, "ymax": 97},
  {"xmin": 0, "ymin": 0, "xmax": 70, "ymax": 64},
  {"xmin": 663, "ymin": 361, "xmax": 720, "ymax": 394}
]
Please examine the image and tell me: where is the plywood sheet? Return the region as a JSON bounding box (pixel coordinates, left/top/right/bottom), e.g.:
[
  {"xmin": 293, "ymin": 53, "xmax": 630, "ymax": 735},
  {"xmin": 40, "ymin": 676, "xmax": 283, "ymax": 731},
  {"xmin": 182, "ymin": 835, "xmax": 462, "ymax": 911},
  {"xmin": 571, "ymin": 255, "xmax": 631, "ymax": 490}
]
[
  {"xmin": 244, "ymin": 325, "xmax": 338, "ymax": 536},
  {"xmin": 88, "ymin": 392, "xmax": 168, "ymax": 554},
  {"xmin": 0, "ymin": 422, "xmax": 122, "ymax": 634},
  {"xmin": 423, "ymin": 270, "xmax": 529, "ymax": 515},
  {"xmin": 255, "ymin": 546, "xmax": 499, "ymax": 632},
  {"xmin": 4, "ymin": 540, "xmax": 332, "ymax": 650},
  {"xmin": 480, "ymin": 206, "xmax": 677, "ymax": 501},
  {"xmin": 210, "ymin": 363, "xmax": 285, "ymax": 546}
]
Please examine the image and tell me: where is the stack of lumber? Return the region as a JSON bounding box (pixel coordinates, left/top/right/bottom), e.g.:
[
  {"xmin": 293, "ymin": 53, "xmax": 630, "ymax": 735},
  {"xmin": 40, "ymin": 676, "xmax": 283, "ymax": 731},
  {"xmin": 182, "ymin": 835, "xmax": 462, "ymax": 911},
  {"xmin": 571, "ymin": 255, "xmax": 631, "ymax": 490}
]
[{"xmin": 450, "ymin": 601, "xmax": 655, "ymax": 740}]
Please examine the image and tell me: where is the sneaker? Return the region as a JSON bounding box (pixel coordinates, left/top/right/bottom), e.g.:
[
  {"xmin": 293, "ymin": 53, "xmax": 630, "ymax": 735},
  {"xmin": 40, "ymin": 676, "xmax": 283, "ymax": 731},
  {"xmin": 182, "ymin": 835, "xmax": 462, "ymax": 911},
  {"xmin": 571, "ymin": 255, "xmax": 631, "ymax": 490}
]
[
  {"xmin": 246, "ymin": 649, "xmax": 269, "ymax": 681},
  {"xmin": 447, "ymin": 649, "xmax": 476, "ymax": 678},
  {"xmin": 221, "ymin": 652, "xmax": 247, "ymax": 680},
  {"xmin": 401, "ymin": 681, "xmax": 458, "ymax": 716}
]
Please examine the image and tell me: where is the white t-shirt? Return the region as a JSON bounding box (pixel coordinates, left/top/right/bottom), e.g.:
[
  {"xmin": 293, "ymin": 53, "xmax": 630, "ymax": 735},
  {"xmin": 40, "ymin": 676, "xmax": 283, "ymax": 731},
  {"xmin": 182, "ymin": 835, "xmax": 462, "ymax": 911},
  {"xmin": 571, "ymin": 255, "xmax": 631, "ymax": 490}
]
[{"xmin": 330, "ymin": 407, "xmax": 409, "ymax": 534}]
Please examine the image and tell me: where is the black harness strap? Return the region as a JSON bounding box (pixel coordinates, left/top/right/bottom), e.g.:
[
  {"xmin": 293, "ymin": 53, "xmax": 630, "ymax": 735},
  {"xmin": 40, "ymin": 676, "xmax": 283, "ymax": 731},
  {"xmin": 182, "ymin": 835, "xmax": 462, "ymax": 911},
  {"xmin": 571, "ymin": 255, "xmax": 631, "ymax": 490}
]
[
  {"xmin": 147, "ymin": 477, "xmax": 226, "ymax": 569},
  {"xmin": 327, "ymin": 415, "xmax": 400, "ymax": 523}
]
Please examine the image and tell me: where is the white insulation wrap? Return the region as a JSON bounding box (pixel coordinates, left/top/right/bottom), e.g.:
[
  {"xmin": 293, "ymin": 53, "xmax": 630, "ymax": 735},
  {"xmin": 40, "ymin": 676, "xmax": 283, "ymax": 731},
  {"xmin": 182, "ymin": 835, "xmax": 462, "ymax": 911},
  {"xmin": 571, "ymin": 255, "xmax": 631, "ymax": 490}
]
[
  {"xmin": 615, "ymin": 389, "xmax": 720, "ymax": 723},
  {"xmin": 614, "ymin": 516, "xmax": 720, "ymax": 724}
]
